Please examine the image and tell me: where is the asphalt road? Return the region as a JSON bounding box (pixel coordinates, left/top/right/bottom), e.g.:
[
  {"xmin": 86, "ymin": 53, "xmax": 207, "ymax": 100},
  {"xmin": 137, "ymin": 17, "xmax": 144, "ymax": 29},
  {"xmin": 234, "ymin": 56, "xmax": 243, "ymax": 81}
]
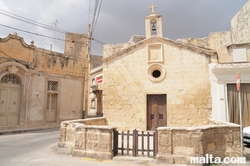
[
  {"xmin": 0, "ymin": 128, "xmax": 160, "ymax": 166},
  {"xmin": 0, "ymin": 128, "xmax": 249, "ymax": 166}
]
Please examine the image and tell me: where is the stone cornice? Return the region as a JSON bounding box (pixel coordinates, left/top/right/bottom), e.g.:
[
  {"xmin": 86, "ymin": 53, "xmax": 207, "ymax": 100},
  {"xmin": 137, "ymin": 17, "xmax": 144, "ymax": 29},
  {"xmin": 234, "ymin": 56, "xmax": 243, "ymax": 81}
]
[
  {"xmin": 0, "ymin": 33, "xmax": 36, "ymax": 49},
  {"xmin": 226, "ymin": 42, "xmax": 250, "ymax": 48},
  {"xmin": 212, "ymin": 63, "xmax": 250, "ymax": 74}
]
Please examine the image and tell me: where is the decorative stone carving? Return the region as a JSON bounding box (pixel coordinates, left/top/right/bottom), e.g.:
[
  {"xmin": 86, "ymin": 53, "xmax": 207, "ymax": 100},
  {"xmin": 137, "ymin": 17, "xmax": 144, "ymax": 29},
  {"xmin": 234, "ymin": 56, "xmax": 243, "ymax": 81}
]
[
  {"xmin": 1, "ymin": 74, "xmax": 20, "ymax": 85},
  {"xmin": 147, "ymin": 43, "xmax": 163, "ymax": 63},
  {"xmin": 7, "ymin": 65, "xmax": 19, "ymax": 74}
]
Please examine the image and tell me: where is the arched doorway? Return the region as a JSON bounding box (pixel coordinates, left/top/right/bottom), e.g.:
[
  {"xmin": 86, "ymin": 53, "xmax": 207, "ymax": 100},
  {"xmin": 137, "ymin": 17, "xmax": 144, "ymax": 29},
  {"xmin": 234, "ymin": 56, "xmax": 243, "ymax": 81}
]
[{"xmin": 0, "ymin": 74, "xmax": 21, "ymax": 126}]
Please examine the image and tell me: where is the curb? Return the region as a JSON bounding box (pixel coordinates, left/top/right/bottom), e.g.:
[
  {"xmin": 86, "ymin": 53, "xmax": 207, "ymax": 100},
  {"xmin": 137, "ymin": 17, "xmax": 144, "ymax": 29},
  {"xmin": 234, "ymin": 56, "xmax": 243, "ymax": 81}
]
[{"xmin": 0, "ymin": 126, "xmax": 59, "ymax": 135}]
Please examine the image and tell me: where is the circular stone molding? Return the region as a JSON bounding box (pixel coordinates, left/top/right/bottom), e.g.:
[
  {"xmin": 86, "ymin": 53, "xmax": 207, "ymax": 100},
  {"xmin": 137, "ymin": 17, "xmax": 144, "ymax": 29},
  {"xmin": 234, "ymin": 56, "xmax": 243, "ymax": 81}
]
[{"xmin": 148, "ymin": 64, "xmax": 166, "ymax": 82}]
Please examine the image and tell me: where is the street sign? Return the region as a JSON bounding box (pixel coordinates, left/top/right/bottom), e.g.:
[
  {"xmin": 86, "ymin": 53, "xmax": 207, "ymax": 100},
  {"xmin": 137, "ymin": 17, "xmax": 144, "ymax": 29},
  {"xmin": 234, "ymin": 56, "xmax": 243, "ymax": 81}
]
[{"xmin": 236, "ymin": 72, "xmax": 243, "ymax": 157}]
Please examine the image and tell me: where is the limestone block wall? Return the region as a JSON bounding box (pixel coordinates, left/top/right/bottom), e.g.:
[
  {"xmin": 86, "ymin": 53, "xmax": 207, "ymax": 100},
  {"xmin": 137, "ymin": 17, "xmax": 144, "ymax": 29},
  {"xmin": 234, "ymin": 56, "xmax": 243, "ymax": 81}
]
[
  {"xmin": 58, "ymin": 117, "xmax": 113, "ymax": 159},
  {"xmin": 231, "ymin": 1, "xmax": 250, "ymax": 44},
  {"xmin": 60, "ymin": 78, "xmax": 83, "ymax": 120},
  {"xmin": 178, "ymin": 31, "xmax": 232, "ymax": 63},
  {"xmin": 19, "ymin": 74, "xmax": 83, "ymax": 128},
  {"xmin": 29, "ymin": 75, "xmax": 46, "ymax": 121},
  {"xmin": 157, "ymin": 120, "xmax": 240, "ymax": 164},
  {"xmin": 64, "ymin": 32, "xmax": 88, "ymax": 59},
  {"xmin": 103, "ymin": 38, "xmax": 214, "ymax": 131},
  {"xmin": 103, "ymin": 43, "xmax": 132, "ymax": 59},
  {"xmin": 34, "ymin": 48, "xmax": 85, "ymax": 78}
]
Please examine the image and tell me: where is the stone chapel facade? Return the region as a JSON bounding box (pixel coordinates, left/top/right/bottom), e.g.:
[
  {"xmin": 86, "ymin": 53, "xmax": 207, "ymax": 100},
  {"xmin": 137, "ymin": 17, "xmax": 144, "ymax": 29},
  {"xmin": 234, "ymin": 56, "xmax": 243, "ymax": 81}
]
[
  {"xmin": 102, "ymin": 5, "xmax": 217, "ymax": 131},
  {"xmin": 100, "ymin": 1, "xmax": 250, "ymax": 131},
  {"xmin": 0, "ymin": 32, "xmax": 87, "ymax": 131}
]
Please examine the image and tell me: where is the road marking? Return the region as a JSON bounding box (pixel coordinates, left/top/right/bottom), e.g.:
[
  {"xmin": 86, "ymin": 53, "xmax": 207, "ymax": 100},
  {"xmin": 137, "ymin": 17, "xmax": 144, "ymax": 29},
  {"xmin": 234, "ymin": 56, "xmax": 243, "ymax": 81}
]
[{"xmin": 80, "ymin": 158, "xmax": 111, "ymax": 163}]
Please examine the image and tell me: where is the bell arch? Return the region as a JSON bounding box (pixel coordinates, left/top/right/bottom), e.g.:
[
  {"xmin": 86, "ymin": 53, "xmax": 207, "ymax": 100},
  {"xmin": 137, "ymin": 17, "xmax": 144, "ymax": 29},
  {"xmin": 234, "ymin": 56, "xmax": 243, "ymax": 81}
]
[{"xmin": 145, "ymin": 4, "xmax": 163, "ymax": 38}]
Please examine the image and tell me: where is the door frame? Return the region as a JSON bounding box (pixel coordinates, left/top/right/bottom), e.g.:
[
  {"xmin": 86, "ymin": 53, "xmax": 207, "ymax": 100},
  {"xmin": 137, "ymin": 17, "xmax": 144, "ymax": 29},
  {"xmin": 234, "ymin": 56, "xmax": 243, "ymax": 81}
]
[
  {"xmin": 0, "ymin": 79, "xmax": 21, "ymax": 126},
  {"xmin": 44, "ymin": 78, "xmax": 60, "ymax": 123},
  {"xmin": 0, "ymin": 62, "xmax": 36, "ymax": 128},
  {"xmin": 146, "ymin": 94, "xmax": 167, "ymax": 130}
]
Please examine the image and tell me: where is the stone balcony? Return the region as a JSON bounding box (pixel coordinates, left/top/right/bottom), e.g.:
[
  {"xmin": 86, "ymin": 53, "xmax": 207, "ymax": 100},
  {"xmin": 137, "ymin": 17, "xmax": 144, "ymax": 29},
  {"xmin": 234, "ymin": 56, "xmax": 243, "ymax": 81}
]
[{"xmin": 91, "ymin": 84, "xmax": 102, "ymax": 93}]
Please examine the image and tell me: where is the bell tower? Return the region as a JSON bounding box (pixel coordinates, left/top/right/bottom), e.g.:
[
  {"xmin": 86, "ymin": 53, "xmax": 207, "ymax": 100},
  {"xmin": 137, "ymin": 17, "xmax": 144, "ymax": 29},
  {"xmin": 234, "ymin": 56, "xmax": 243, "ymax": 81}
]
[{"xmin": 145, "ymin": 4, "xmax": 163, "ymax": 38}]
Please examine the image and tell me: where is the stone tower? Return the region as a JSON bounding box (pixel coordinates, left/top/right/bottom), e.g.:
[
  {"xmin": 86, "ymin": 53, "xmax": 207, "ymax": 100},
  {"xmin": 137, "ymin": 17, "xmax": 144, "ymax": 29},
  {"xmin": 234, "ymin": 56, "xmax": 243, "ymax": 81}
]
[
  {"xmin": 145, "ymin": 4, "xmax": 163, "ymax": 38},
  {"xmin": 64, "ymin": 32, "xmax": 88, "ymax": 58}
]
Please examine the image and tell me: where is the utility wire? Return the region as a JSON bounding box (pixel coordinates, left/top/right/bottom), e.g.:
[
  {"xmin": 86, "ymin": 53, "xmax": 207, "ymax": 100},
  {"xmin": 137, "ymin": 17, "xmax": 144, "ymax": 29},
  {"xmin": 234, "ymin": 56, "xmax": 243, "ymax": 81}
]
[
  {"xmin": 0, "ymin": 6, "xmax": 107, "ymax": 45},
  {"xmin": 0, "ymin": 23, "xmax": 88, "ymax": 46},
  {"xmin": 0, "ymin": 7, "xmax": 106, "ymax": 48},
  {"xmin": 90, "ymin": 0, "xmax": 102, "ymax": 37},
  {"xmin": 0, "ymin": 8, "xmax": 66, "ymax": 33},
  {"xmin": 92, "ymin": 38, "xmax": 106, "ymax": 45}
]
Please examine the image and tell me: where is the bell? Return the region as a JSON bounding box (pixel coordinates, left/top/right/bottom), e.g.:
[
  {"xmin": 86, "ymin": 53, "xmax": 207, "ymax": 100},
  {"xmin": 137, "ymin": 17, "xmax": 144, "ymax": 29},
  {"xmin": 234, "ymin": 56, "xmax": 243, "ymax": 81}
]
[{"xmin": 151, "ymin": 22, "xmax": 156, "ymax": 31}]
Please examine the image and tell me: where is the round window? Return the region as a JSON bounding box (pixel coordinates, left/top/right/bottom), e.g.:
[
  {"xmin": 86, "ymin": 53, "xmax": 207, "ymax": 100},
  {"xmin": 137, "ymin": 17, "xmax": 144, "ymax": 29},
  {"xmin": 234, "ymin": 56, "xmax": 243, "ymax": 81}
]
[
  {"xmin": 152, "ymin": 70, "xmax": 161, "ymax": 78},
  {"xmin": 148, "ymin": 64, "xmax": 166, "ymax": 82}
]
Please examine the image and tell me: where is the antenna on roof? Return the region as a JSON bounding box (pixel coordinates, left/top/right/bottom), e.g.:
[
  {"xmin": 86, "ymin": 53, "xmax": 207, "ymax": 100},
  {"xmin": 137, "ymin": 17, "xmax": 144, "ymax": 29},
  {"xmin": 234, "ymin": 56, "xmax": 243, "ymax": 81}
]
[{"xmin": 53, "ymin": 19, "xmax": 59, "ymax": 51}]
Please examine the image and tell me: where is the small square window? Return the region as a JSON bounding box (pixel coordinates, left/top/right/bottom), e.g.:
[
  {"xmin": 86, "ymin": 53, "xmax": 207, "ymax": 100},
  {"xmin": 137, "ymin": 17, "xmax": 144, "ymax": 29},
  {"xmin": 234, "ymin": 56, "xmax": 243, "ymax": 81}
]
[{"xmin": 48, "ymin": 81, "xmax": 58, "ymax": 91}]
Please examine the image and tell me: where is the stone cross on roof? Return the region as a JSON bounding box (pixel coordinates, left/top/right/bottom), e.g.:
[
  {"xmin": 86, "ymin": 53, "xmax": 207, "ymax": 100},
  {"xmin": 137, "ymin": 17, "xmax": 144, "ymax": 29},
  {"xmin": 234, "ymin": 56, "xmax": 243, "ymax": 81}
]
[{"xmin": 149, "ymin": 4, "xmax": 157, "ymax": 14}]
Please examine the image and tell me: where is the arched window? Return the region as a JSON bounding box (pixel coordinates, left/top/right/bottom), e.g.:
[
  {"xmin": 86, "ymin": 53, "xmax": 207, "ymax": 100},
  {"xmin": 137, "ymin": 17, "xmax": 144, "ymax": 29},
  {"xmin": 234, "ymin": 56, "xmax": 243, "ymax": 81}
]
[{"xmin": 1, "ymin": 74, "xmax": 20, "ymax": 85}]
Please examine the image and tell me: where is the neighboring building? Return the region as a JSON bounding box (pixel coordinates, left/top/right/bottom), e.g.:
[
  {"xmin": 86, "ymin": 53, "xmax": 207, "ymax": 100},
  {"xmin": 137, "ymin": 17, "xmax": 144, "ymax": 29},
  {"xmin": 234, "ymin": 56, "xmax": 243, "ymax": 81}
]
[
  {"xmin": 88, "ymin": 65, "xmax": 103, "ymax": 117},
  {"xmin": 87, "ymin": 55, "xmax": 103, "ymax": 118},
  {"xmin": 212, "ymin": 1, "xmax": 250, "ymax": 127},
  {"xmin": 0, "ymin": 32, "xmax": 87, "ymax": 131},
  {"xmin": 180, "ymin": 1, "xmax": 250, "ymax": 127}
]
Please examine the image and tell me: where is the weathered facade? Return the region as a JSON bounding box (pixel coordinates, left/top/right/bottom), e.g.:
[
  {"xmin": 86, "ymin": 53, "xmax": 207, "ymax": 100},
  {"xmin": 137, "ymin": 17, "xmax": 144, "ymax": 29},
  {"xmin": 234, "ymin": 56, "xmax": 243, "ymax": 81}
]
[{"xmin": 0, "ymin": 32, "xmax": 87, "ymax": 131}]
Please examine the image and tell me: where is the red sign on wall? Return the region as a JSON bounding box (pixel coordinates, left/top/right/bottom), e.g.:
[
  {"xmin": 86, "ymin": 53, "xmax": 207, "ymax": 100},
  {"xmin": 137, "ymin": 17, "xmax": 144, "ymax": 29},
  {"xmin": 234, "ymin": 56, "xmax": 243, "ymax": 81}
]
[{"xmin": 96, "ymin": 75, "xmax": 102, "ymax": 84}]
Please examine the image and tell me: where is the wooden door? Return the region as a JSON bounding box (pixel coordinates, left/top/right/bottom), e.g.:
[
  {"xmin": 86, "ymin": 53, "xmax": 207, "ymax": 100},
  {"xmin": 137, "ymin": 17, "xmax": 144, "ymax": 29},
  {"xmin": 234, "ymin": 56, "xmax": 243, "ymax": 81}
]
[
  {"xmin": 0, "ymin": 87, "xmax": 8, "ymax": 126},
  {"xmin": 0, "ymin": 85, "xmax": 20, "ymax": 126},
  {"xmin": 46, "ymin": 93, "xmax": 57, "ymax": 122},
  {"xmin": 147, "ymin": 94, "xmax": 166, "ymax": 130},
  {"xmin": 8, "ymin": 88, "xmax": 20, "ymax": 125}
]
